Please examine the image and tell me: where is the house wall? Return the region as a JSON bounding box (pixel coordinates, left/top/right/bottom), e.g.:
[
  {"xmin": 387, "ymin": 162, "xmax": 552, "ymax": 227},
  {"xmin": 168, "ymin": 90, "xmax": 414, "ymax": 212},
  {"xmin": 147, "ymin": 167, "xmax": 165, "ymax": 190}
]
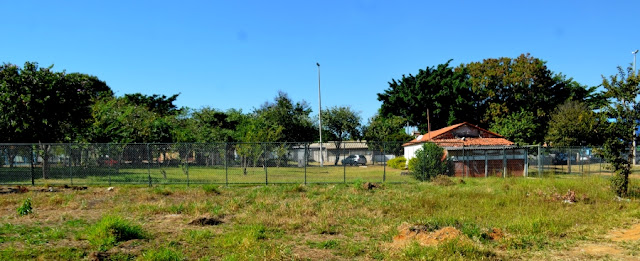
[{"xmin": 454, "ymin": 159, "xmax": 525, "ymax": 177}]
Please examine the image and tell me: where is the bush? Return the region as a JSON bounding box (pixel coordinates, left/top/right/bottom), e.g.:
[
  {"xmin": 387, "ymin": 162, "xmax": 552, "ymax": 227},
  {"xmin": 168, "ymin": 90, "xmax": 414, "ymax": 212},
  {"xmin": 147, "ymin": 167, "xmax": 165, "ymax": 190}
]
[
  {"xmin": 87, "ymin": 215, "xmax": 146, "ymax": 250},
  {"xmin": 408, "ymin": 142, "xmax": 453, "ymax": 181},
  {"xmin": 387, "ymin": 156, "xmax": 407, "ymax": 170},
  {"xmin": 17, "ymin": 198, "xmax": 32, "ymax": 216}
]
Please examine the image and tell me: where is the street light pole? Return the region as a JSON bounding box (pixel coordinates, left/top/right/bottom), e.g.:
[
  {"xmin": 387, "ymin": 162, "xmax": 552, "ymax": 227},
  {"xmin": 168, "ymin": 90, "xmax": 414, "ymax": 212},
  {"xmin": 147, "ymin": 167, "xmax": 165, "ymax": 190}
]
[
  {"xmin": 317, "ymin": 62, "xmax": 323, "ymax": 167},
  {"xmin": 633, "ymin": 50, "xmax": 638, "ymax": 166}
]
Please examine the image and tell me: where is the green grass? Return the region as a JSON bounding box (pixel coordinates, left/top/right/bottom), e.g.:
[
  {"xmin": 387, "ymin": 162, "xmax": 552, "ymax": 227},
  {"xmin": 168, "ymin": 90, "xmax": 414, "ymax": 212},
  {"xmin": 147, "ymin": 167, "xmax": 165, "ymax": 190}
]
[
  {"xmin": 86, "ymin": 215, "xmax": 146, "ymax": 250},
  {"xmin": 0, "ymin": 176, "xmax": 638, "ymax": 259}
]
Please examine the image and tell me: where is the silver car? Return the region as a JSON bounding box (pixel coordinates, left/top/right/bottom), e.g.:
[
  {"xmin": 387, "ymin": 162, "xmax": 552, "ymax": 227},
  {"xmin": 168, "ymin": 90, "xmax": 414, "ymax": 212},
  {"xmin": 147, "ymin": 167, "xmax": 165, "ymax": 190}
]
[{"xmin": 342, "ymin": 155, "xmax": 367, "ymax": 166}]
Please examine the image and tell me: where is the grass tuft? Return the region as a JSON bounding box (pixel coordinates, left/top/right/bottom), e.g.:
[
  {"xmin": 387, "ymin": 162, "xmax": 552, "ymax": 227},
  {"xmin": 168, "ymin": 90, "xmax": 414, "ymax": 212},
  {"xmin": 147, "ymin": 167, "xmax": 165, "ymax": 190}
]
[
  {"xmin": 86, "ymin": 215, "xmax": 146, "ymax": 250},
  {"xmin": 140, "ymin": 247, "xmax": 185, "ymax": 261},
  {"xmin": 202, "ymin": 184, "xmax": 221, "ymax": 194}
]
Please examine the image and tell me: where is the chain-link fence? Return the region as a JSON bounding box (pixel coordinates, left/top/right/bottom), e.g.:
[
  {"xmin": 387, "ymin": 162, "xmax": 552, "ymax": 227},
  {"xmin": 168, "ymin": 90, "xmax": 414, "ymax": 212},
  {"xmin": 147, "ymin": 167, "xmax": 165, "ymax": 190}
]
[{"xmin": 0, "ymin": 143, "xmax": 618, "ymax": 185}]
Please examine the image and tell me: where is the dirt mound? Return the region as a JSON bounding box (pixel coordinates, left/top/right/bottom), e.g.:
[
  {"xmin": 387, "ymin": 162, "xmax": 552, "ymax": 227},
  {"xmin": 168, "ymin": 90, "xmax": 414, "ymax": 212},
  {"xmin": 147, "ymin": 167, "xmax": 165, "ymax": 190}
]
[
  {"xmin": 0, "ymin": 186, "xmax": 29, "ymax": 194},
  {"xmin": 189, "ymin": 217, "xmax": 223, "ymax": 226},
  {"xmin": 487, "ymin": 228, "xmax": 504, "ymax": 241},
  {"xmin": 392, "ymin": 223, "xmax": 464, "ymax": 247},
  {"xmin": 88, "ymin": 251, "xmax": 111, "ymax": 261}
]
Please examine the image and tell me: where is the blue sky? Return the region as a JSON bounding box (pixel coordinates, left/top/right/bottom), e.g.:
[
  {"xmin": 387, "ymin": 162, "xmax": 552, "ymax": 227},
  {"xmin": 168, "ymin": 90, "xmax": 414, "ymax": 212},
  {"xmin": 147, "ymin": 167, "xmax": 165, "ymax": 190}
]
[{"xmin": 2, "ymin": 1, "xmax": 639, "ymax": 123}]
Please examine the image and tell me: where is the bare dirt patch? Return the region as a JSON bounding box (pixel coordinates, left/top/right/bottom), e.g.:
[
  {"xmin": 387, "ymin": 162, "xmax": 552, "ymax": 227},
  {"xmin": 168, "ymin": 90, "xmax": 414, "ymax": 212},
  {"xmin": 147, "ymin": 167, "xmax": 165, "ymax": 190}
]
[
  {"xmin": 0, "ymin": 186, "xmax": 29, "ymax": 194},
  {"xmin": 391, "ymin": 223, "xmax": 465, "ymax": 248},
  {"xmin": 610, "ymin": 223, "xmax": 640, "ymax": 242},
  {"xmin": 557, "ymin": 223, "xmax": 640, "ymax": 260}
]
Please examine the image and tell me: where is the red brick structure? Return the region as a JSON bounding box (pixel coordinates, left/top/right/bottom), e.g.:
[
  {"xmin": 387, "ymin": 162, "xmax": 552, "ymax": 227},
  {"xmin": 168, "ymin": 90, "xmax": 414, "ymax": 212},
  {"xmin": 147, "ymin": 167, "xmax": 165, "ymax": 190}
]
[{"xmin": 403, "ymin": 122, "xmax": 526, "ymax": 177}]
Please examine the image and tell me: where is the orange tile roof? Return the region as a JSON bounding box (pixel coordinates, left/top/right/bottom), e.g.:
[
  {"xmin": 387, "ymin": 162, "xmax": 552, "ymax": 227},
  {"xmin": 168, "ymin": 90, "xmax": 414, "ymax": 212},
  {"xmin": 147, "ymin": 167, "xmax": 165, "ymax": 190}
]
[{"xmin": 402, "ymin": 122, "xmax": 513, "ymax": 147}]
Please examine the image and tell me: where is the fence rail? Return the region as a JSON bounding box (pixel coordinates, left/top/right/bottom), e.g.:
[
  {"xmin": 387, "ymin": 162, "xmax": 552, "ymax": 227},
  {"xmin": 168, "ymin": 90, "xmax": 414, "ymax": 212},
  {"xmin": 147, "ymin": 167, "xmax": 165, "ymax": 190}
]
[{"xmin": 0, "ymin": 142, "xmax": 618, "ymax": 186}]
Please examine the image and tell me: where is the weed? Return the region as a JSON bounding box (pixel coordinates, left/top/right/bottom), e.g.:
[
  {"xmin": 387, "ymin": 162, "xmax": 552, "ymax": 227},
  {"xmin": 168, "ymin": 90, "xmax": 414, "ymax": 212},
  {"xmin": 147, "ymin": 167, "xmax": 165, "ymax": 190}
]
[
  {"xmin": 202, "ymin": 184, "xmax": 221, "ymax": 194},
  {"xmin": 86, "ymin": 215, "xmax": 146, "ymax": 250},
  {"xmin": 290, "ymin": 184, "xmax": 306, "ymax": 193},
  {"xmin": 152, "ymin": 187, "xmax": 173, "ymax": 196},
  {"xmin": 17, "ymin": 198, "xmax": 32, "ymax": 216},
  {"xmin": 307, "ymin": 239, "xmax": 339, "ymax": 249}
]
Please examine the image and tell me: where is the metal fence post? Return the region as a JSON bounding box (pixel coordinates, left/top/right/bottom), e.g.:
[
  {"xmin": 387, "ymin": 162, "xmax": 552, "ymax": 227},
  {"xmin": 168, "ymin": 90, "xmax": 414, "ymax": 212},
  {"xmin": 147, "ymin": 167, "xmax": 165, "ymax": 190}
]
[
  {"xmin": 30, "ymin": 145, "xmax": 35, "ymax": 186},
  {"xmin": 484, "ymin": 149, "xmax": 488, "ymax": 178},
  {"xmin": 108, "ymin": 144, "xmax": 112, "ymax": 186},
  {"xmin": 502, "ymin": 147, "xmax": 507, "ymax": 178},
  {"xmin": 537, "ymin": 144, "xmax": 542, "ymax": 177},
  {"xmin": 68, "ymin": 144, "xmax": 73, "ymax": 185},
  {"xmin": 186, "ymin": 143, "xmax": 190, "ymax": 186},
  {"xmin": 567, "ymin": 147, "xmax": 572, "ymax": 174},
  {"xmin": 264, "ymin": 143, "xmax": 268, "ymax": 185},
  {"xmin": 225, "ymin": 143, "xmax": 228, "ymax": 187},
  {"xmin": 524, "ymin": 147, "xmax": 528, "ymax": 177},
  {"xmin": 147, "ymin": 144, "xmax": 152, "ymax": 187},
  {"xmin": 343, "ymin": 142, "xmax": 346, "ymax": 184},
  {"xmin": 304, "ymin": 143, "xmax": 307, "ymax": 185},
  {"xmin": 383, "ymin": 142, "xmax": 386, "ymax": 183}
]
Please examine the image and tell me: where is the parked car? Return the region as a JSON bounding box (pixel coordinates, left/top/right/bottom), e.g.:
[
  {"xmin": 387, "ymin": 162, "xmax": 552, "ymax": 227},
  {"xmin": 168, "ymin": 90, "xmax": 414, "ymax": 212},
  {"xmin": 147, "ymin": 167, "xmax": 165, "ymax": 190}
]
[
  {"xmin": 342, "ymin": 155, "xmax": 367, "ymax": 166},
  {"xmin": 551, "ymin": 153, "xmax": 576, "ymax": 165}
]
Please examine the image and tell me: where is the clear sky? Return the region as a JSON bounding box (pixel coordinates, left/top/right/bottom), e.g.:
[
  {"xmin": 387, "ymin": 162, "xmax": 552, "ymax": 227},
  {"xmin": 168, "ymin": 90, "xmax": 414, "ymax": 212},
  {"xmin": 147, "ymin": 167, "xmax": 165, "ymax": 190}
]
[{"xmin": 2, "ymin": 1, "xmax": 639, "ymax": 123}]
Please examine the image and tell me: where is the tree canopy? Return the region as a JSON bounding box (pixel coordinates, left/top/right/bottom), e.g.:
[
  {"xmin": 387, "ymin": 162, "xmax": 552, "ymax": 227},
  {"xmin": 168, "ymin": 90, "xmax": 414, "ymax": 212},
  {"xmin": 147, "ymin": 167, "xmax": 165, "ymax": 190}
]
[
  {"xmin": 377, "ymin": 54, "xmax": 598, "ymax": 144},
  {"xmin": 378, "ymin": 60, "xmax": 475, "ymax": 131},
  {"xmin": 0, "ymin": 62, "xmax": 112, "ymax": 143}
]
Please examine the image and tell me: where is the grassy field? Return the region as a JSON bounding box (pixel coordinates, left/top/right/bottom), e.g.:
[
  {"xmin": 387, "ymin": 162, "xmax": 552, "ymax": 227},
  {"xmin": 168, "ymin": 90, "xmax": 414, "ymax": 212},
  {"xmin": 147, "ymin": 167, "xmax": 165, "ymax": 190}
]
[
  {"xmin": 0, "ymin": 175, "xmax": 639, "ymax": 260},
  {"xmin": 0, "ymin": 165, "xmax": 412, "ymax": 185},
  {"xmin": 0, "ymin": 161, "xmax": 627, "ymax": 186}
]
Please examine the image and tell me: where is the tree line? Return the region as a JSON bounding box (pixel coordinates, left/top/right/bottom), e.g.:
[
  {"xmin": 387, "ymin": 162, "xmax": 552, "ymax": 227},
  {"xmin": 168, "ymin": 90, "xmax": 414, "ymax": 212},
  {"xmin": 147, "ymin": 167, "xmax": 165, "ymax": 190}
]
[{"xmin": 1, "ymin": 56, "xmax": 638, "ymax": 196}]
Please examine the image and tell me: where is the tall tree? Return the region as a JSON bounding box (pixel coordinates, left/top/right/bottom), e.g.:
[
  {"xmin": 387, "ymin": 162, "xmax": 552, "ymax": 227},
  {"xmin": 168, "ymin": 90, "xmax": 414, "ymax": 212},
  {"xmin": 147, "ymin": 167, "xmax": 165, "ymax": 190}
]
[
  {"xmin": 0, "ymin": 62, "xmax": 112, "ymax": 178},
  {"xmin": 255, "ymin": 91, "xmax": 317, "ymax": 142},
  {"xmin": 489, "ymin": 109, "xmax": 538, "ymax": 145},
  {"xmin": 466, "ymin": 54, "xmax": 592, "ymax": 143},
  {"xmin": 362, "ymin": 114, "xmax": 412, "ymax": 155},
  {"xmin": 545, "ymin": 100, "xmax": 603, "ymax": 147},
  {"xmin": 600, "ymin": 66, "xmax": 640, "ymax": 197},
  {"xmin": 0, "ymin": 62, "xmax": 112, "ymax": 143},
  {"xmin": 378, "ymin": 60, "xmax": 475, "ymax": 131},
  {"xmin": 321, "ymin": 106, "xmax": 361, "ymax": 165}
]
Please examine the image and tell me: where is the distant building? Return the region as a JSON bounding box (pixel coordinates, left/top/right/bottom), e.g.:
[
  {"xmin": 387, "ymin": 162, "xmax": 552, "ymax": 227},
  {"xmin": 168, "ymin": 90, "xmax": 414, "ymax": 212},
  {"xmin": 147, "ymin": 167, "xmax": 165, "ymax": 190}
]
[{"xmin": 403, "ymin": 122, "xmax": 526, "ymax": 177}]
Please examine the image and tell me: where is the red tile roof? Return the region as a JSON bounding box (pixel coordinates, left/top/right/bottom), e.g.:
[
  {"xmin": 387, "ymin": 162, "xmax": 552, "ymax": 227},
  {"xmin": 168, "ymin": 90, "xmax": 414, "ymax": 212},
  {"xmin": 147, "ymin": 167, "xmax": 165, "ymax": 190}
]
[{"xmin": 402, "ymin": 122, "xmax": 514, "ymax": 147}]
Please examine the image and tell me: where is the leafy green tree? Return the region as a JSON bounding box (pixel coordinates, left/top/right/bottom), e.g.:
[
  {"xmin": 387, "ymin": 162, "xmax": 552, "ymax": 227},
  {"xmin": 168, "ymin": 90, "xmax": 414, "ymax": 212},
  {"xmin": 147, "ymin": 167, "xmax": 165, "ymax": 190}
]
[
  {"xmin": 466, "ymin": 54, "xmax": 592, "ymax": 144},
  {"xmin": 321, "ymin": 106, "xmax": 361, "ymax": 165},
  {"xmin": 362, "ymin": 114, "xmax": 412, "ymax": 155},
  {"xmin": 88, "ymin": 97, "xmax": 175, "ymax": 144},
  {"xmin": 408, "ymin": 142, "xmax": 453, "ymax": 181},
  {"xmin": 123, "ymin": 93, "xmax": 181, "ymax": 116},
  {"xmin": 378, "ymin": 60, "xmax": 475, "ymax": 131},
  {"xmin": 489, "ymin": 109, "xmax": 538, "ymax": 145},
  {"xmin": 0, "ymin": 62, "xmax": 112, "ymax": 143},
  {"xmin": 545, "ymin": 100, "xmax": 603, "ymax": 147},
  {"xmin": 0, "ymin": 62, "xmax": 111, "ymax": 178},
  {"xmin": 600, "ymin": 66, "xmax": 640, "ymax": 197},
  {"xmin": 176, "ymin": 107, "xmax": 239, "ymax": 143},
  {"xmin": 255, "ymin": 91, "xmax": 317, "ymax": 143}
]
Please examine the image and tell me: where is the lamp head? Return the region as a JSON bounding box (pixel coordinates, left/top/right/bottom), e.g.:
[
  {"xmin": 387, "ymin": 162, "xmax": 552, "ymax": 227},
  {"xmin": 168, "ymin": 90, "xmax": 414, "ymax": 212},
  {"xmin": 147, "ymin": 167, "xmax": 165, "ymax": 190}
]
[
  {"xmin": 634, "ymin": 50, "xmax": 639, "ymax": 55},
  {"xmin": 316, "ymin": 62, "xmax": 320, "ymax": 66}
]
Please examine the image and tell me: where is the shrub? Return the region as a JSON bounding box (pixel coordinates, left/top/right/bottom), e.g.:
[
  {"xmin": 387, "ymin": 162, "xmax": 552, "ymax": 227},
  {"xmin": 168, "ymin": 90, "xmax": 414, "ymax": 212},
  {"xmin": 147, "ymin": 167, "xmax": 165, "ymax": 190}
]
[
  {"xmin": 87, "ymin": 215, "xmax": 146, "ymax": 250},
  {"xmin": 387, "ymin": 156, "xmax": 407, "ymax": 170},
  {"xmin": 408, "ymin": 142, "xmax": 453, "ymax": 181},
  {"xmin": 17, "ymin": 198, "xmax": 32, "ymax": 216}
]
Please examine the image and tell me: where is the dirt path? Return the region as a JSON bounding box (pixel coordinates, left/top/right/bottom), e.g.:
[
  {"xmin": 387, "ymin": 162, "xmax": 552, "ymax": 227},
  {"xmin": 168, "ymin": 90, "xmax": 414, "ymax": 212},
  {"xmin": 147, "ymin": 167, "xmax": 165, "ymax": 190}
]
[{"xmin": 555, "ymin": 223, "xmax": 640, "ymax": 260}]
